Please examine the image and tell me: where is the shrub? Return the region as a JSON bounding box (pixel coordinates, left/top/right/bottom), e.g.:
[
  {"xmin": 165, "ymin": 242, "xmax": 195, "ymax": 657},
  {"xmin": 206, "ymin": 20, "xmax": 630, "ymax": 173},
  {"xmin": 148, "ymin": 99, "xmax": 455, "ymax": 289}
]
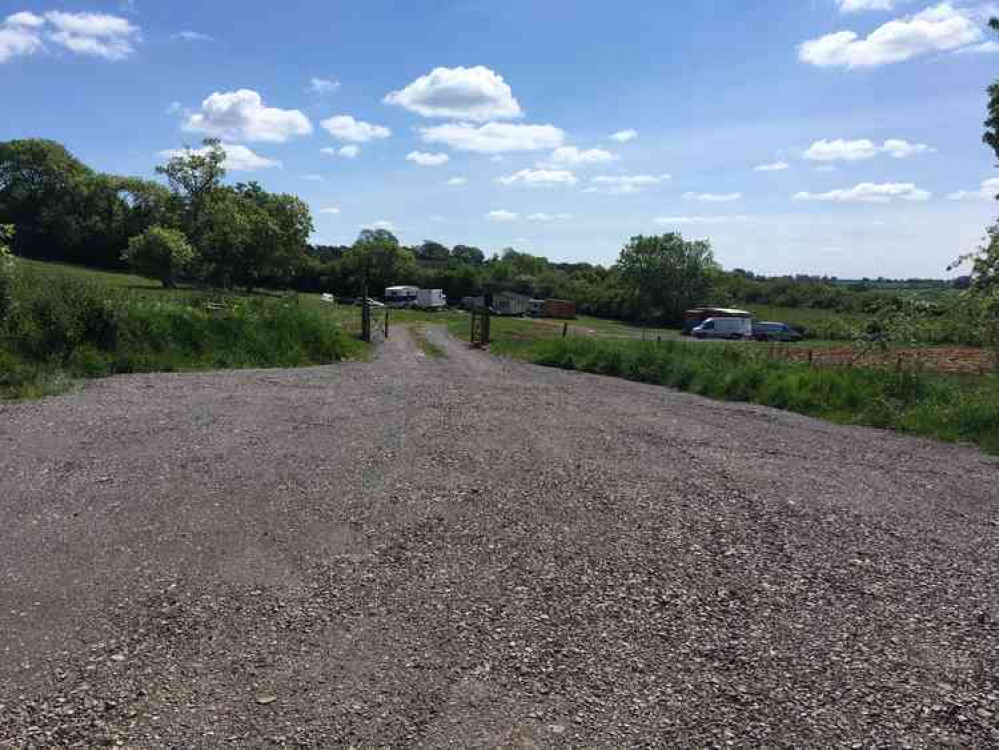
[{"xmin": 123, "ymin": 226, "xmax": 196, "ymax": 288}]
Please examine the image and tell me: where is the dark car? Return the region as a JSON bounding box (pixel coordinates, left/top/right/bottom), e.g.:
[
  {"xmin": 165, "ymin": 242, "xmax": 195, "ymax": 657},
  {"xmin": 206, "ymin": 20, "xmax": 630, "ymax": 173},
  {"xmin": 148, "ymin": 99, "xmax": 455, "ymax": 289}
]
[{"xmin": 752, "ymin": 321, "xmax": 802, "ymax": 342}]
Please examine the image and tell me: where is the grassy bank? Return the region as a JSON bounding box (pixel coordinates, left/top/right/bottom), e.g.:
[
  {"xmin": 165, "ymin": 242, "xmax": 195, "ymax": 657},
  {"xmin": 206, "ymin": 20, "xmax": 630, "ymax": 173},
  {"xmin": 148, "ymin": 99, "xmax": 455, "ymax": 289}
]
[
  {"xmin": 0, "ymin": 263, "xmax": 363, "ymax": 400},
  {"xmin": 494, "ymin": 337, "xmax": 999, "ymax": 454}
]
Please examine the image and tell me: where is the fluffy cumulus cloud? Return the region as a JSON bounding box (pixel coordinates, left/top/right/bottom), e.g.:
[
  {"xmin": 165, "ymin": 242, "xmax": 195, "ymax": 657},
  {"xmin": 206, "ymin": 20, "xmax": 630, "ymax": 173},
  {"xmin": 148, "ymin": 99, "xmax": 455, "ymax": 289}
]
[
  {"xmin": 185, "ymin": 89, "xmax": 312, "ymax": 143},
  {"xmin": 447, "ymin": 176, "xmax": 467, "ymax": 186},
  {"xmin": 947, "ymin": 177, "xmax": 999, "ymax": 200},
  {"xmin": 419, "ymin": 122, "xmax": 565, "ymax": 153},
  {"xmin": 319, "ymin": 206, "xmax": 341, "ymax": 215},
  {"xmin": 793, "ymin": 182, "xmax": 931, "ymax": 202},
  {"xmin": 486, "ymin": 210, "xmax": 518, "ymax": 221},
  {"xmin": 754, "ymin": 161, "xmax": 790, "ymax": 172},
  {"xmin": 609, "ymin": 129, "xmax": 638, "ymax": 143},
  {"xmin": 543, "ymin": 146, "xmax": 617, "ymax": 167},
  {"xmin": 1, "ymin": 10, "xmax": 140, "ymax": 63},
  {"xmin": 384, "ymin": 65, "xmax": 522, "ymax": 121},
  {"xmin": 406, "ymin": 151, "xmax": 449, "ymax": 167},
  {"xmin": 310, "ymin": 77, "xmax": 340, "ymax": 95},
  {"xmin": 499, "ymin": 168, "xmax": 577, "ymax": 187},
  {"xmin": 804, "ymin": 138, "xmax": 932, "ymax": 161},
  {"xmin": 585, "ymin": 174, "xmax": 669, "ymax": 194},
  {"xmin": 838, "ymin": 0, "xmax": 894, "ymax": 11},
  {"xmin": 320, "ymin": 115, "xmax": 390, "ymax": 143},
  {"xmin": 158, "ymin": 143, "xmax": 280, "ymax": 172},
  {"xmin": 655, "ymin": 215, "xmax": 748, "ymax": 225},
  {"xmin": 799, "ymin": 4, "xmax": 983, "ymax": 68},
  {"xmin": 683, "ymin": 191, "xmax": 743, "ymax": 202},
  {"xmin": 527, "ymin": 212, "xmax": 572, "ymax": 221}
]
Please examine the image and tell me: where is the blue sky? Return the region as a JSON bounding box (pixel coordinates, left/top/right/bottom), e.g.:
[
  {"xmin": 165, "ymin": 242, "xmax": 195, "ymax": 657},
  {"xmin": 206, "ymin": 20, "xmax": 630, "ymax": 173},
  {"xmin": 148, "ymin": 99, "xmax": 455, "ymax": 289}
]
[{"xmin": 2, "ymin": 0, "xmax": 999, "ymax": 277}]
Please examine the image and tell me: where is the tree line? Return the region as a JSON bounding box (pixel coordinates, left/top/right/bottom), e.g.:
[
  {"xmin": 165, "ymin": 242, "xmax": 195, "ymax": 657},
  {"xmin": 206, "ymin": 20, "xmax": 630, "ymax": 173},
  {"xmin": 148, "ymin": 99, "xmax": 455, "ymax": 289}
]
[{"xmin": 0, "ymin": 133, "xmax": 993, "ymax": 332}]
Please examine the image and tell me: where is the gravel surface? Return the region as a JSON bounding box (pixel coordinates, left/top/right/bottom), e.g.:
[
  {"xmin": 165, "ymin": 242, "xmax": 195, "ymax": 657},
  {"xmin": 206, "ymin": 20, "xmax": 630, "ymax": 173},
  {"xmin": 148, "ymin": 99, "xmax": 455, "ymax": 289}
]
[{"xmin": 1, "ymin": 327, "xmax": 997, "ymax": 748}]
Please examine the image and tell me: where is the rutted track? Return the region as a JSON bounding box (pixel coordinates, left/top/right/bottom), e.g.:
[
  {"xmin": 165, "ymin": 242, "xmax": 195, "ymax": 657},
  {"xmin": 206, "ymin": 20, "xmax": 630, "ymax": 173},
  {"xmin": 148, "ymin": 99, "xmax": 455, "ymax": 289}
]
[{"xmin": 1, "ymin": 328, "xmax": 996, "ymax": 748}]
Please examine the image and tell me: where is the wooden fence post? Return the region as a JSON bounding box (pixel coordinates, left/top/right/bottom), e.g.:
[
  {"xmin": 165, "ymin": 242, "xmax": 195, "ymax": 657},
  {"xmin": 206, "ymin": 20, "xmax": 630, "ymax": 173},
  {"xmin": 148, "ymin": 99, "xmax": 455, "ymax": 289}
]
[
  {"xmin": 562, "ymin": 323, "xmax": 568, "ymax": 338},
  {"xmin": 361, "ymin": 285, "xmax": 371, "ymax": 343},
  {"xmin": 384, "ymin": 308, "xmax": 389, "ymax": 339}
]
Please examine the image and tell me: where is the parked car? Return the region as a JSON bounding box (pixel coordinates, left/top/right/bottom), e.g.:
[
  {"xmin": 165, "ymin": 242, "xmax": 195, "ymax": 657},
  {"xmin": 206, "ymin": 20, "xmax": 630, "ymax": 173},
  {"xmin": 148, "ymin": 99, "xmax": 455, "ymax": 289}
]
[
  {"xmin": 752, "ymin": 321, "xmax": 802, "ymax": 342},
  {"xmin": 692, "ymin": 317, "xmax": 752, "ymax": 340}
]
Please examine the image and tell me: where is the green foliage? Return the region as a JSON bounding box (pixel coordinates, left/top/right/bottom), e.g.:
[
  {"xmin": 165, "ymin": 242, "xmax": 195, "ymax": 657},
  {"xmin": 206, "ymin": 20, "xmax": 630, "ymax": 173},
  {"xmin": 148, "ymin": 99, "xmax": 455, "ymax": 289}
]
[
  {"xmin": 499, "ymin": 337, "xmax": 999, "ymax": 454},
  {"xmin": 984, "ymin": 18, "xmax": 999, "ymax": 162},
  {"xmin": 615, "ymin": 233, "xmax": 717, "ymax": 324},
  {"xmin": 123, "ymin": 226, "xmax": 196, "ymax": 288},
  {"xmin": 341, "ymin": 229, "xmax": 418, "ymax": 294},
  {"xmin": 0, "ymin": 262, "xmax": 360, "ymax": 399},
  {"xmin": 0, "ymin": 224, "xmax": 14, "ymax": 324}
]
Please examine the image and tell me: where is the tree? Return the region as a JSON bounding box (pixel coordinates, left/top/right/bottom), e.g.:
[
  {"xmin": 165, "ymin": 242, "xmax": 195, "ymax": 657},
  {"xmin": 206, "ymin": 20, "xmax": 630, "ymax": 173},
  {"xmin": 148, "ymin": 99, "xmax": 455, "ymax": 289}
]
[
  {"xmin": 0, "ymin": 139, "xmax": 93, "ymax": 261},
  {"xmin": 615, "ymin": 233, "xmax": 717, "ymax": 324},
  {"xmin": 155, "ymin": 139, "xmax": 226, "ymax": 248},
  {"xmin": 342, "ymin": 229, "xmax": 416, "ymax": 294},
  {"xmin": 452, "ymin": 244, "xmax": 484, "ymax": 265},
  {"xmin": 416, "ymin": 240, "xmax": 450, "ymax": 262},
  {"xmin": 230, "ymin": 182, "xmax": 313, "ymax": 289},
  {"xmin": 123, "ymin": 226, "xmax": 196, "ymax": 288}
]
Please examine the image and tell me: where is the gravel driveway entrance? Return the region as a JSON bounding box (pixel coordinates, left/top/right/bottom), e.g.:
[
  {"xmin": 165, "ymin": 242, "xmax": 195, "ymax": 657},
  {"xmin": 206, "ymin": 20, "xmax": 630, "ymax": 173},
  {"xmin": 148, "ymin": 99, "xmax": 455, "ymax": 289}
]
[{"xmin": 1, "ymin": 328, "xmax": 997, "ymax": 748}]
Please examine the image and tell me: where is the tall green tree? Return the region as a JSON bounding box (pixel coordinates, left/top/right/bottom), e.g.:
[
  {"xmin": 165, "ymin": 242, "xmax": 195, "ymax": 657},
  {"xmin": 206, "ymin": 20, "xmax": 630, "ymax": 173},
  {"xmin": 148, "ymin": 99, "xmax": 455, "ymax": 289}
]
[
  {"xmin": 155, "ymin": 139, "xmax": 226, "ymax": 249},
  {"xmin": 615, "ymin": 233, "xmax": 717, "ymax": 324},
  {"xmin": 0, "ymin": 139, "xmax": 93, "ymax": 261},
  {"xmin": 342, "ymin": 229, "xmax": 417, "ymax": 294}
]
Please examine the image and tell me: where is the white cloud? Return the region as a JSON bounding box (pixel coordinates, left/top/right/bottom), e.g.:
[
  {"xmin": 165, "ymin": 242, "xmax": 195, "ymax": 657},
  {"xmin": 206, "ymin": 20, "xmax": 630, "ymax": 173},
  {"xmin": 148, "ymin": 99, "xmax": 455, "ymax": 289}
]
[
  {"xmin": 655, "ymin": 215, "xmax": 749, "ymax": 225},
  {"xmin": 173, "ymin": 30, "xmax": 212, "ymax": 42},
  {"xmin": 486, "ymin": 210, "xmax": 518, "ymax": 221},
  {"xmin": 406, "ymin": 151, "xmax": 449, "ymax": 167},
  {"xmin": 499, "ymin": 168, "xmax": 577, "ymax": 187},
  {"xmin": 609, "ymin": 129, "xmax": 638, "ymax": 143},
  {"xmin": 804, "ymin": 137, "xmax": 932, "ymax": 161},
  {"xmin": 384, "ymin": 65, "xmax": 522, "ymax": 121},
  {"xmin": 543, "ymin": 146, "xmax": 617, "ymax": 167},
  {"xmin": 2, "ymin": 10, "xmax": 141, "ymax": 63},
  {"xmin": 185, "ymin": 89, "xmax": 312, "ymax": 143},
  {"xmin": 793, "ymin": 182, "xmax": 931, "ymax": 202},
  {"xmin": 419, "ymin": 122, "xmax": 565, "ymax": 153},
  {"xmin": 838, "ymin": 0, "xmax": 894, "ymax": 12},
  {"xmin": 754, "ymin": 161, "xmax": 790, "ymax": 172},
  {"xmin": 587, "ymin": 174, "xmax": 667, "ymax": 194},
  {"xmin": 683, "ymin": 191, "xmax": 743, "ymax": 202},
  {"xmin": 0, "ymin": 18, "xmax": 44, "ymax": 62},
  {"xmin": 447, "ymin": 176, "xmax": 467, "ymax": 186},
  {"xmin": 799, "ymin": 4, "xmax": 983, "ymax": 68},
  {"xmin": 157, "ymin": 143, "xmax": 281, "ymax": 172},
  {"xmin": 7, "ymin": 12, "xmax": 45, "ymax": 28},
  {"xmin": 320, "ymin": 114, "xmax": 390, "ymax": 143},
  {"xmin": 320, "ymin": 144, "xmax": 360, "ymax": 158},
  {"xmin": 319, "ymin": 206, "xmax": 341, "ymax": 215},
  {"xmin": 957, "ymin": 40, "xmax": 999, "ymax": 54},
  {"xmin": 947, "ymin": 177, "xmax": 999, "ymax": 200},
  {"xmin": 44, "ymin": 11, "xmax": 141, "ymax": 60},
  {"xmin": 527, "ymin": 212, "xmax": 572, "ymax": 221},
  {"xmin": 310, "ymin": 77, "xmax": 340, "ymax": 95},
  {"xmin": 371, "ymin": 220, "xmax": 395, "ymax": 231}
]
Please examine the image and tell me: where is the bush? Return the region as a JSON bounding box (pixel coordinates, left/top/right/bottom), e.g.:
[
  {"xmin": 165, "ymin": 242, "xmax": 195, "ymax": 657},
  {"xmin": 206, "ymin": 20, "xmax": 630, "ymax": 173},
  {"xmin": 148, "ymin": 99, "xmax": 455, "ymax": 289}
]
[{"xmin": 123, "ymin": 226, "xmax": 196, "ymax": 288}]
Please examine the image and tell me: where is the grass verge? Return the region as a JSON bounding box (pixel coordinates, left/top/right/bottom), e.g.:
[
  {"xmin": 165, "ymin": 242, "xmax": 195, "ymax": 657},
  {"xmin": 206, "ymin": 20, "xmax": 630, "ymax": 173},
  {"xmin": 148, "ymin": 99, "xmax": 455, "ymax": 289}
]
[
  {"xmin": 1, "ymin": 264, "xmax": 363, "ymax": 400},
  {"xmin": 494, "ymin": 337, "xmax": 999, "ymax": 454}
]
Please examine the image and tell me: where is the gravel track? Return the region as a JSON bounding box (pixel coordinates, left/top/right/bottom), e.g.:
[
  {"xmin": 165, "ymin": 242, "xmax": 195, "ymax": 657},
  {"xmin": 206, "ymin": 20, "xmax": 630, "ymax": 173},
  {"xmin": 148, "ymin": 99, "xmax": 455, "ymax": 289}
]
[{"xmin": 1, "ymin": 327, "xmax": 997, "ymax": 748}]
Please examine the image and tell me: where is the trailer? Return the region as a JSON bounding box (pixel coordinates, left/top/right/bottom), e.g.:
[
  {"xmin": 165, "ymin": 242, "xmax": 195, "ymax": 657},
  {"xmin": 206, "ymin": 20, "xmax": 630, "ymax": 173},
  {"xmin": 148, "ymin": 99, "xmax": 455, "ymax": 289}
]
[
  {"xmin": 416, "ymin": 288, "xmax": 447, "ymax": 309},
  {"xmin": 384, "ymin": 285, "xmax": 419, "ymax": 307}
]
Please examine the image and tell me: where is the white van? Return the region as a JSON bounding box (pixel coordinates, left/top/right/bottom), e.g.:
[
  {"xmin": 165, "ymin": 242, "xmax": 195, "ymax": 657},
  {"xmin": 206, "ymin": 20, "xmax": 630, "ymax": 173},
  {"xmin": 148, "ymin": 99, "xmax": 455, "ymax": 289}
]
[{"xmin": 692, "ymin": 317, "xmax": 752, "ymax": 340}]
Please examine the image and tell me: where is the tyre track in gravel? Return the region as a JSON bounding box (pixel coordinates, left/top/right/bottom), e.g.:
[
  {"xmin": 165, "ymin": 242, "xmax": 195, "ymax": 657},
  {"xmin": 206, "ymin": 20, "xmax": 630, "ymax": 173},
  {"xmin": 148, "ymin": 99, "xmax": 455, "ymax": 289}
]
[{"xmin": 1, "ymin": 326, "xmax": 997, "ymax": 748}]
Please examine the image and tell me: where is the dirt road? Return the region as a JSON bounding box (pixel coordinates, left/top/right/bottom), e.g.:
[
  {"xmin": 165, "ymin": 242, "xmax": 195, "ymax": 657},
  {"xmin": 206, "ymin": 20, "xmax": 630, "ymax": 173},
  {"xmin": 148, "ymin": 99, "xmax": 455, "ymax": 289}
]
[{"xmin": 1, "ymin": 328, "xmax": 997, "ymax": 748}]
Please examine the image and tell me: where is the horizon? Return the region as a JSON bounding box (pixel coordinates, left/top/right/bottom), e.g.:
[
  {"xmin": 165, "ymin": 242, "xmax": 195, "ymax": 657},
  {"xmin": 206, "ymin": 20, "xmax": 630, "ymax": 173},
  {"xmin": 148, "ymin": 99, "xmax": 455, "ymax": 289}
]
[{"xmin": 3, "ymin": 0, "xmax": 999, "ymax": 278}]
